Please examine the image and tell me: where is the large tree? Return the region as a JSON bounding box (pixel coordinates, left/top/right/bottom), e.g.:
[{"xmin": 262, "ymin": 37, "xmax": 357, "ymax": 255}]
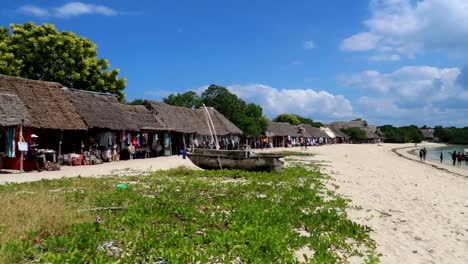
[
  {"xmin": 0, "ymin": 22, "xmax": 126, "ymax": 100},
  {"xmin": 274, "ymin": 113, "xmax": 323, "ymax": 127},
  {"xmin": 341, "ymin": 127, "xmax": 367, "ymax": 143},
  {"xmin": 163, "ymin": 91, "xmax": 202, "ymax": 108},
  {"xmin": 274, "ymin": 114, "xmax": 301, "ymax": 125},
  {"xmin": 201, "ymin": 84, "xmax": 268, "ymax": 137}
]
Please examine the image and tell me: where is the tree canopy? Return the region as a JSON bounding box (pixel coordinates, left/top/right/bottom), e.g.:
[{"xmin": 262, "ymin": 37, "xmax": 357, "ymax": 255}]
[
  {"xmin": 273, "ymin": 114, "xmax": 301, "ymax": 125},
  {"xmin": 378, "ymin": 125, "xmax": 423, "ymax": 143},
  {"xmin": 434, "ymin": 126, "xmax": 468, "ymax": 144},
  {"xmin": 125, "ymin": 98, "xmax": 144, "ymax": 105},
  {"xmin": 341, "ymin": 127, "xmax": 367, "ymax": 143},
  {"xmin": 274, "ymin": 114, "xmax": 323, "ymax": 127},
  {"xmin": 163, "ymin": 91, "xmax": 202, "ymax": 108},
  {"xmin": 201, "ymin": 85, "xmax": 268, "ymax": 137},
  {"xmin": 0, "ymin": 22, "xmax": 126, "ymax": 100}
]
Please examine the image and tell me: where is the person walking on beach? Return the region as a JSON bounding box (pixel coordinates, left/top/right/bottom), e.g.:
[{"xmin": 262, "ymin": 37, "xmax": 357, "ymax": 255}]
[
  {"xmin": 457, "ymin": 152, "xmax": 463, "ymax": 166},
  {"xmin": 419, "ymin": 149, "xmax": 424, "ymax": 161},
  {"xmin": 451, "ymin": 151, "xmax": 457, "ymax": 166},
  {"xmin": 422, "ymin": 148, "xmax": 427, "ymax": 161},
  {"xmin": 440, "ymin": 152, "xmax": 443, "ymax": 163}
]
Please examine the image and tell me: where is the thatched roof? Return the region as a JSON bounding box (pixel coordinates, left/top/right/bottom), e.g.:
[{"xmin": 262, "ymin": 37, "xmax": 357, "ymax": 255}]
[
  {"xmin": 0, "ymin": 93, "xmax": 30, "ymax": 127},
  {"xmin": 420, "ymin": 129, "xmax": 434, "ymax": 139},
  {"xmin": 364, "ymin": 126, "xmax": 381, "ymax": 139},
  {"xmin": 266, "ymin": 121, "xmax": 305, "ymax": 137},
  {"xmin": 122, "ymin": 105, "xmax": 163, "ymax": 131},
  {"xmin": 0, "ymin": 74, "xmax": 87, "ymax": 130},
  {"xmin": 144, "ymin": 101, "xmax": 242, "ymax": 135},
  {"xmin": 329, "ymin": 120, "xmax": 381, "ymax": 139},
  {"xmin": 321, "ymin": 127, "xmax": 336, "ymax": 138},
  {"xmin": 66, "ymin": 89, "xmax": 138, "ymax": 131},
  {"xmin": 300, "ymin": 124, "xmax": 330, "ymax": 138}
]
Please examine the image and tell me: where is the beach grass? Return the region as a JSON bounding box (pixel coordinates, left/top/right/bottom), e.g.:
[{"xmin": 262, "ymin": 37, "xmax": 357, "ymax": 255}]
[{"xmin": 0, "ymin": 166, "xmax": 379, "ymax": 263}]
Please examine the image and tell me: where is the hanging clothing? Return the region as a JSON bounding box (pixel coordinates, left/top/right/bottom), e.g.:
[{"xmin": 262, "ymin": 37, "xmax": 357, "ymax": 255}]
[{"xmin": 6, "ymin": 128, "xmax": 16, "ymax": 158}]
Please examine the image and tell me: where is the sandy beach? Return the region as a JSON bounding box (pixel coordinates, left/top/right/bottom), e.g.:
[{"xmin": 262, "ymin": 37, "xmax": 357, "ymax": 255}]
[
  {"xmin": 1, "ymin": 143, "xmax": 468, "ymax": 263},
  {"xmin": 0, "ymin": 155, "xmax": 198, "ymax": 184},
  {"xmin": 292, "ymin": 143, "xmax": 468, "ymax": 264}
]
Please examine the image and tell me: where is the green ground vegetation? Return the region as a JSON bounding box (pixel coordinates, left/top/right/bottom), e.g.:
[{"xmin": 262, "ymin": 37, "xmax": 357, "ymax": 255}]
[{"xmin": 0, "ymin": 166, "xmax": 379, "ymax": 263}]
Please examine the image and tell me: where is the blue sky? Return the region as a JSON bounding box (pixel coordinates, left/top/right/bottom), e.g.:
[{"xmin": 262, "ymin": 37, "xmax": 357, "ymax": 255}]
[{"xmin": 2, "ymin": 0, "xmax": 468, "ymax": 127}]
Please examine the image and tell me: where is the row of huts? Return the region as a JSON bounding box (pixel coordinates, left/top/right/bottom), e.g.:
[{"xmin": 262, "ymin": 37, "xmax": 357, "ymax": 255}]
[
  {"xmin": 264, "ymin": 119, "xmax": 383, "ymax": 148},
  {"xmin": 0, "ymin": 74, "xmax": 382, "ymax": 171},
  {"xmin": 0, "ymin": 75, "xmax": 242, "ymax": 171}
]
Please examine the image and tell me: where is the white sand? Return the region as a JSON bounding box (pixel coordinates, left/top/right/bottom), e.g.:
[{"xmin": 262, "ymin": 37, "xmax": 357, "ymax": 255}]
[
  {"xmin": 264, "ymin": 143, "xmax": 467, "ymax": 264},
  {"xmin": 2, "ymin": 143, "xmax": 468, "ymax": 263},
  {"xmin": 0, "ymin": 155, "xmax": 198, "ymax": 184}
]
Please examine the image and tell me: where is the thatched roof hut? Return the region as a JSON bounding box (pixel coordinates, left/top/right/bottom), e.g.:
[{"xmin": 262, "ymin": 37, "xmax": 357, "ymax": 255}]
[
  {"xmin": 266, "ymin": 121, "xmax": 305, "ymax": 137},
  {"xmin": 300, "ymin": 124, "xmax": 330, "ymax": 138},
  {"xmin": 200, "ymin": 107, "xmax": 243, "ymax": 136},
  {"xmin": 329, "ymin": 120, "xmax": 380, "ymax": 139},
  {"xmin": 420, "ymin": 128, "xmax": 434, "ymax": 140},
  {"xmin": 0, "ymin": 93, "xmax": 30, "ymax": 127},
  {"xmin": 0, "ymin": 75, "xmax": 87, "ymax": 130},
  {"xmin": 66, "ymin": 88, "xmax": 138, "ymax": 131},
  {"xmin": 144, "ymin": 101, "xmax": 242, "ymax": 136},
  {"xmin": 122, "ymin": 104, "xmax": 163, "ymax": 131}
]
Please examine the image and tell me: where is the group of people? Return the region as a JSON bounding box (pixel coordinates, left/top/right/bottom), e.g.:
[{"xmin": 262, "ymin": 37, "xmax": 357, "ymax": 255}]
[
  {"xmin": 419, "ymin": 147, "xmax": 467, "ymax": 166},
  {"xmin": 449, "ymin": 151, "xmax": 467, "ymax": 166},
  {"xmin": 419, "ymin": 147, "xmax": 427, "ymax": 161}
]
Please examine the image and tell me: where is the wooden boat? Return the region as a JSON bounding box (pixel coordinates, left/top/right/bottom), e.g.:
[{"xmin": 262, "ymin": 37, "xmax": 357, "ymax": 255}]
[{"xmin": 187, "ymin": 148, "xmax": 284, "ymax": 172}]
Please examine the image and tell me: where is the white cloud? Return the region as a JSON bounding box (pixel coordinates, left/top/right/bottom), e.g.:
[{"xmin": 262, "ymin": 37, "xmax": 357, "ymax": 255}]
[
  {"xmin": 340, "ymin": 66, "xmax": 460, "ymax": 101},
  {"xmin": 17, "ymin": 2, "xmax": 118, "ymax": 18},
  {"xmin": 143, "ymin": 89, "xmax": 173, "ymax": 99},
  {"xmin": 340, "ymin": 65, "xmax": 468, "ymax": 126},
  {"xmin": 18, "ymin": 5, "xmax": 49, "ymax": 17},
  {"xmin": 341, "ymin": 0, "xmax": 468, "ymax": 57},
  {"xmin": 340, "ymin": 32, "xmax": 381, "ymax": 51},
  {"xmin": 225, "ymin": 84, "xmax": 353, "ymax": 120},
  {"xmin": 369, "ymin": 54, "xmax": 401, "ymax": 61},
  {"xmin": 55, "ymin": 2, "xmax": 117, "ymax": 17},
  {"xmin": 303, "ymin": 40, "xmax": 315, "ymax": 49}
]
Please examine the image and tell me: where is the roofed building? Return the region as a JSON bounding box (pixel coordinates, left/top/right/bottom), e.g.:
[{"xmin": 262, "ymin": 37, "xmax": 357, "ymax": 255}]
[
  {"xmin": 265, "ymin": 121, "xmax": 308, "ymax": 147},
  {"xmin": 144, "ymin": 101, "xmax": 243, "ymax": 153},
  {"xmin": 329, "ymin": 120, "xmax": 382, "ymax": 143}
]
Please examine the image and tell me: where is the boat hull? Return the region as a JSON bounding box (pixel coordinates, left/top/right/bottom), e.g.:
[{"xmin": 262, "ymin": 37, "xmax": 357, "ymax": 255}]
[{"xmin": 187, "ymin": 149, "xmax": 284, "ymax": 172}]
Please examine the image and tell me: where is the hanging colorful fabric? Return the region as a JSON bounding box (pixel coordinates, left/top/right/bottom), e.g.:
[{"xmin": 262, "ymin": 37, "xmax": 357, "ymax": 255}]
[{"xmin": 6, "ymin": 128, "xmax": 16, "ymax": 158}]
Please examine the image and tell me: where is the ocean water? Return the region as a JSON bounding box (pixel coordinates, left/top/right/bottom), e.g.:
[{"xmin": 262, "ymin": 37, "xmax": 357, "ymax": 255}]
[{"xmin": 426, "ymin": 145, "xmax": 468, "ymax": 165}]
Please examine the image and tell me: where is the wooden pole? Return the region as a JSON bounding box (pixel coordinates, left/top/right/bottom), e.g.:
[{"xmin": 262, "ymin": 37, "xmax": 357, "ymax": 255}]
[{"xmin": 19, "ymin": 121, "xmax": 24, "ymax": 173}]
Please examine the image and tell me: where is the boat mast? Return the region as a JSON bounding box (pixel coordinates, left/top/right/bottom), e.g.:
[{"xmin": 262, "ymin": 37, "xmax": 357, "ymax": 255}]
[{"xmin": 203, "ymin": 104, "xmax": 220, "ymax": 150}]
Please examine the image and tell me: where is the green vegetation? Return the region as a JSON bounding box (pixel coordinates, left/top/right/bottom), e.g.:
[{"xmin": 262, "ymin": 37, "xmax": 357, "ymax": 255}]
[
  {"xmin": 125, "ymin": 98, "xmax": 144, "ymax": 105},
  {"xmin": 0, "ymin": 166, "xmax": 379, "ymax": 263},
  {"xmin": 0, "ymin": 22, "xmax": 126, "ymax": 100},
  {"xmin": 163, "ymin": 91, "xmax": 203, "ymax": 108},
  {"xmin": 434, "ymin": 126, "xmax": 468, "ymax": 144},
  {"xmin": 341, "ymin": 127, "xmax": 367, "ymax": 143},
  {"xmin": 274, "ymin": 114, "xmax": 323, "ymax": 128},
  {"xmin": 378, "ymin": 125, "xmax": 423, "ymax": 143},
  {"xmin": 274, "ymin": 114, "xmax": 302, "ymax": 125}
]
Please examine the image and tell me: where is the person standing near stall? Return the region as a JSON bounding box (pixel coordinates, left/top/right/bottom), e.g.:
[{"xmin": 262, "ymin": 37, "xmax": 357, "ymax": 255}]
[{"xmin": 27, "ymin": 134, "xmax": 41, "ymax": 171}]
